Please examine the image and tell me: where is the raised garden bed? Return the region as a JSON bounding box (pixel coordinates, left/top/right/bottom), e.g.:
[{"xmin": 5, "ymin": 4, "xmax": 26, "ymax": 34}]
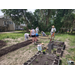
[
  {"xmin": 51, "ymin": 47, "xmax": 64, "ymax": 57},
  {"xmin": 0, "ymin": 40, "xmax": 6, "ymax": 48},
  {"xmin": 52, "ymin": 41, "xmax": 66, "ymax": 50},
  {"xmin": 24, "ymin": 40, "xmax": 66, "ymax": 65},
  {"xmin": 24, "ymin": 51, "xmax": 60, "ymax": 65},
  {"xmin": 0, "ymin": 39, "xmax": 32, "ymax": 57}
]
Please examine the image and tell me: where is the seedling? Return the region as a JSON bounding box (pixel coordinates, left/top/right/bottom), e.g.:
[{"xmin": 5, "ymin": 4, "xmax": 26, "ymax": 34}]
[
  {"xmin": 45, "ymin": 61, "xmax": 48, "ymax": 65},
  {"xmin": 40, "ymin": 54, "xmax": 42, "ymax": 57},
  {"xmin": 53, "ymin": 48, "xmax": 57, "ymax": 51},
  {"xmin": 31, "ymin": 64, "xmax": 33, "ymax": 65},
  {"xmin": 56, "ymin": 54, "xmax": 59, "ymax": 57},
  {"xmin": 61, "ymin": 45, "xmax": 63, "ymax": 47},
  {"xmin": 42, "ymin": 49, "xmax": 46, "ymax": 52},
  {"xmin": 36, "ymin": 59, "xmax": 38, "ymax": 63}
]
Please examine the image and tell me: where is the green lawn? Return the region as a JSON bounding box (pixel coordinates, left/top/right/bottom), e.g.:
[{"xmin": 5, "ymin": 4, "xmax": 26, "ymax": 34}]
[
  {"xmin": 0, "ymin": 32, "xmax": 25, "ymax": 40},
  {"xmin": 55, "ymin": 33, "xmax": 75, "ymax": 46},
  {"xmin": 0, "ymin": 30, "xmax": 30, "ymax": 40}
]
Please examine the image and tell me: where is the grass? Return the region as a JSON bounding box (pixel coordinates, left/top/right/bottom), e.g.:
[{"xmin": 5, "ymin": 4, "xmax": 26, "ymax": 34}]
[
  {"xmin": 67, "ymin": 48, "xmax": 75, "ymax": 53},
  {"xmin": 0, "ymin": 32, "xmax": 25, "ymax": 40},
  {"xmin": 66, "ymin": 48, "xmax": 75, "ymax": 61},
  {"xmin": 54, "ymin": 33, "xmax": 75, "ymax": 46}
]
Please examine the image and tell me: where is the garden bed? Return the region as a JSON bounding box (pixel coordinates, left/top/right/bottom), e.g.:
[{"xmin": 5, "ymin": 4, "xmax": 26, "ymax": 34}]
[
  {"xmin": 52, "ymin": 41, "xmax": 66, "ymax": 50},
  {"xmin": 0, "ymin": 40, "xmax": 6, "ymax": 48},
  {"xmin": 24, "ymin": 51, "xmax": 61, "ymax": 65},
  {"xmin": 0, "ymin": 39, "xmax": 32, "ymax": 57},
  {"xmin": 24, "ymin": 40, "xmax": 65, "ymax": 65}
]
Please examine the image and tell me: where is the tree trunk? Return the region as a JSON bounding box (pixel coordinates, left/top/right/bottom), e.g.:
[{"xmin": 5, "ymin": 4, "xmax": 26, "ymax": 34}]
[
  {"xmin": 46, "ymin": 9, "xmax": 50, "ymax": 28},
  {"xmin": 26, "ymin": 26, "xmax": 29, "ymax": 32}
]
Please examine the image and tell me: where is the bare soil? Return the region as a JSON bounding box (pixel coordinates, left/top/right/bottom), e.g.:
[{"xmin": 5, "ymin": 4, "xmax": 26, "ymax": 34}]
[
  {"xmin": 29, "ymin": 53, "xmax": 56, "ymax": 65},
  {"xmin": 0, "ymin": 39, "xmax": 32, "ymax": 57},
  {"xmin": 0, "ymin": 40, "xmax": 6, "ymax": 48}
]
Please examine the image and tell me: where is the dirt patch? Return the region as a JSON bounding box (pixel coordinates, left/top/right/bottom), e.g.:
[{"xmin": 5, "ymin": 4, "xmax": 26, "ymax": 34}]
[
  {"xmin": 57, "ymin": 48, "xmax": 61, "ymax": 53},
  {"xmin": 2, "ymin": 37, "xmax": 32, "ymax": 49},
  {"xmin": 0, "ymin": 43, "xmax": 37, "ymax": 65},
  {"xmin": 28, "ymin": 53, "xmax": 56, "ymax": 65}
]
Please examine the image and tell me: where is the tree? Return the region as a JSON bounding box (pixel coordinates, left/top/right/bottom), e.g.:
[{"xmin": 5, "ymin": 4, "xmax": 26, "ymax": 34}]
[
  {"xmin": 54, "ymin": 9, "xmax": 74, "ymax": 32},
  {"xmin": 33, "ymin": 9, "xmax": 56, "ymax": 31},
  {"xmin": 1, "ymin": 9, "xmax": 35, "ymax": 31}
]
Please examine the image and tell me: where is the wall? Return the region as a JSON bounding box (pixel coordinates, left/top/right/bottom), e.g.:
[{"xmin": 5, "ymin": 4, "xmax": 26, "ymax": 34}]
[{"xmin": 0, "ymin": 19, "xmax": 4, "ymax": 26}]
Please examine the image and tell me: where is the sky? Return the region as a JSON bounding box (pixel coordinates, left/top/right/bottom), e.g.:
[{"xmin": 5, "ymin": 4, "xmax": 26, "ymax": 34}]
[{"xmin": 0, "ymin": 9, "xmax": 36, "ymax": 16}]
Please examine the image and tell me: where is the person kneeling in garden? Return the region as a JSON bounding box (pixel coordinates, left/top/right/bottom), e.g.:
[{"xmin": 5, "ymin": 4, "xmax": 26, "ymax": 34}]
[{"xmin": 41, "ymin": 31, "xmax": 47, "ymax": 36}]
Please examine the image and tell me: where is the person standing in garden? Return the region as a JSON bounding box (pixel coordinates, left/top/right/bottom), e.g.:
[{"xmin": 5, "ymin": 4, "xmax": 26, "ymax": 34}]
[
  {"xmin": 35, "ymin": 27, "xmax": 39, "ymax": 34},
  {"xmin": 50, "ymin": 25, "xmax": 56, "ymax": 41},
  {"xmin": 30, "ymin": 28, "xmax": 36, "ymax": 44},
  {"xmin": 35, "ymin": 27, "xmax": 39, "ymax": 42}
]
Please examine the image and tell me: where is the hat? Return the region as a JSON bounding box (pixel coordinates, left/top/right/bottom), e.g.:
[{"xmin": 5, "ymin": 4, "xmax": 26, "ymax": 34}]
[
  {"xmin": 52, "ymin": 25, "xmax": 55, "ymax": 28},
  {"xmin": 41, "ymin": 43, "xmax": 44, "ymax": 45}
]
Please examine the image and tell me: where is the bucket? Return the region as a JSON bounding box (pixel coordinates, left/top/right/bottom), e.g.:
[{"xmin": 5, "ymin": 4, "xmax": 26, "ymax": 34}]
[
  {"xmin": 37, "ymin": 44, "xmax": 42, "ymax": 51},
  {"xmin": 67, "ymin": 60, "xmax": 74, "ymax": 65}
]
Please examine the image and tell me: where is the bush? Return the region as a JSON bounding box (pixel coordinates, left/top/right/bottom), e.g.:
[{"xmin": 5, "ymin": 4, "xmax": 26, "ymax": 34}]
[
  {"xmin": 7, "ymin": 36, "xmax": 9, "ymax": 38},
  {"xmin": 24, "ymin": 27, "xmax": 27, "ymax": 30}
]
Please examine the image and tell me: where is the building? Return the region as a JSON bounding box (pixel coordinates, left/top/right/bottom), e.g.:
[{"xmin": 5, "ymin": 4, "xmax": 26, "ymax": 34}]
[
  {"xmin": 15, "ymin": 24, "xmax": 26, "ymax": 30},
  {"xmin": 0, "ymin": 15, "xmax": 15, "ymax": 32}
]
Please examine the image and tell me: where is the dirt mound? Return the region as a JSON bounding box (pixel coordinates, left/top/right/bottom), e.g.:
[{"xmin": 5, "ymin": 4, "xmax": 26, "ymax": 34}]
[
  {"xmin": 0, "ymin": 40, "xmax": 6, "ymax": 48},
  {"xmin": 0, "ymin": 39, "xmax": 32, "ymax": 57}
]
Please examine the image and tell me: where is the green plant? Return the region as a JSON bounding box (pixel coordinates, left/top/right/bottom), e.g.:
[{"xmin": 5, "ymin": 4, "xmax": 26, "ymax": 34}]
[
  {"xmin": 45, "ymin": 61, "xmax": 48, "ymax": 64},
  {"xmin": 36, "ymin": 59, "xmax": 38, "ymax": 62},
  {"xmin": 53, "ymin": 48, "xmax": 57, "ymax": 51},
  {"xmin": 7, "ymin": 36, "xmax": 9, "ymax": 38},
  {"xmin": 56, "ymin": 54, "xmax": 59, "ymax": 56},
  {"xmin": 42, "ymin": 49, "xmax": 46, "ymax": 52},
  {"xmin": 40, "ymin": 54, "xmax": 42, "ymax": 57},
  {"xmin": 12, "ymin": 37, "xmax": 16, "ymax": 39},
  {"xmin": 31, "ymin": 64, "xmax": 33, "ymax": 65}
]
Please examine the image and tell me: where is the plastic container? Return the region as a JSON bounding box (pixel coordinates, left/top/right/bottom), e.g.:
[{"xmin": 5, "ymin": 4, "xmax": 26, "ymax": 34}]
[
  {"xmin": 67, "ymin": 60, "xmax": 74, "ymax": 65},
  {"xmin": 37, "ymin": 44, "xmax": 42, "ymax": 51}
]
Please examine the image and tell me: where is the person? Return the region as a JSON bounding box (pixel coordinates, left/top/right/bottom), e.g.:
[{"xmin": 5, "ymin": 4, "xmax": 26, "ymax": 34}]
[
  {"xmin": 35, "ymin": 27, "xmax": 39, "ymax": 34},
  {"xmin": 24, "ymin": 33, "xmax": 29, "ymax": 41},
  {"xmin": 41, "ymin": 31, "xmax": 46, "ymax": 36},
  {"xmin": 30, "ymin": 28, "xmax": 36, "ymax": 44},
  {"xmin": 35, "ymin": 32, "xmax": 39, "ymax": 42},
  {"xmin": 50, "ymin": 25, "xmax": 56, "ymax": 41}
]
